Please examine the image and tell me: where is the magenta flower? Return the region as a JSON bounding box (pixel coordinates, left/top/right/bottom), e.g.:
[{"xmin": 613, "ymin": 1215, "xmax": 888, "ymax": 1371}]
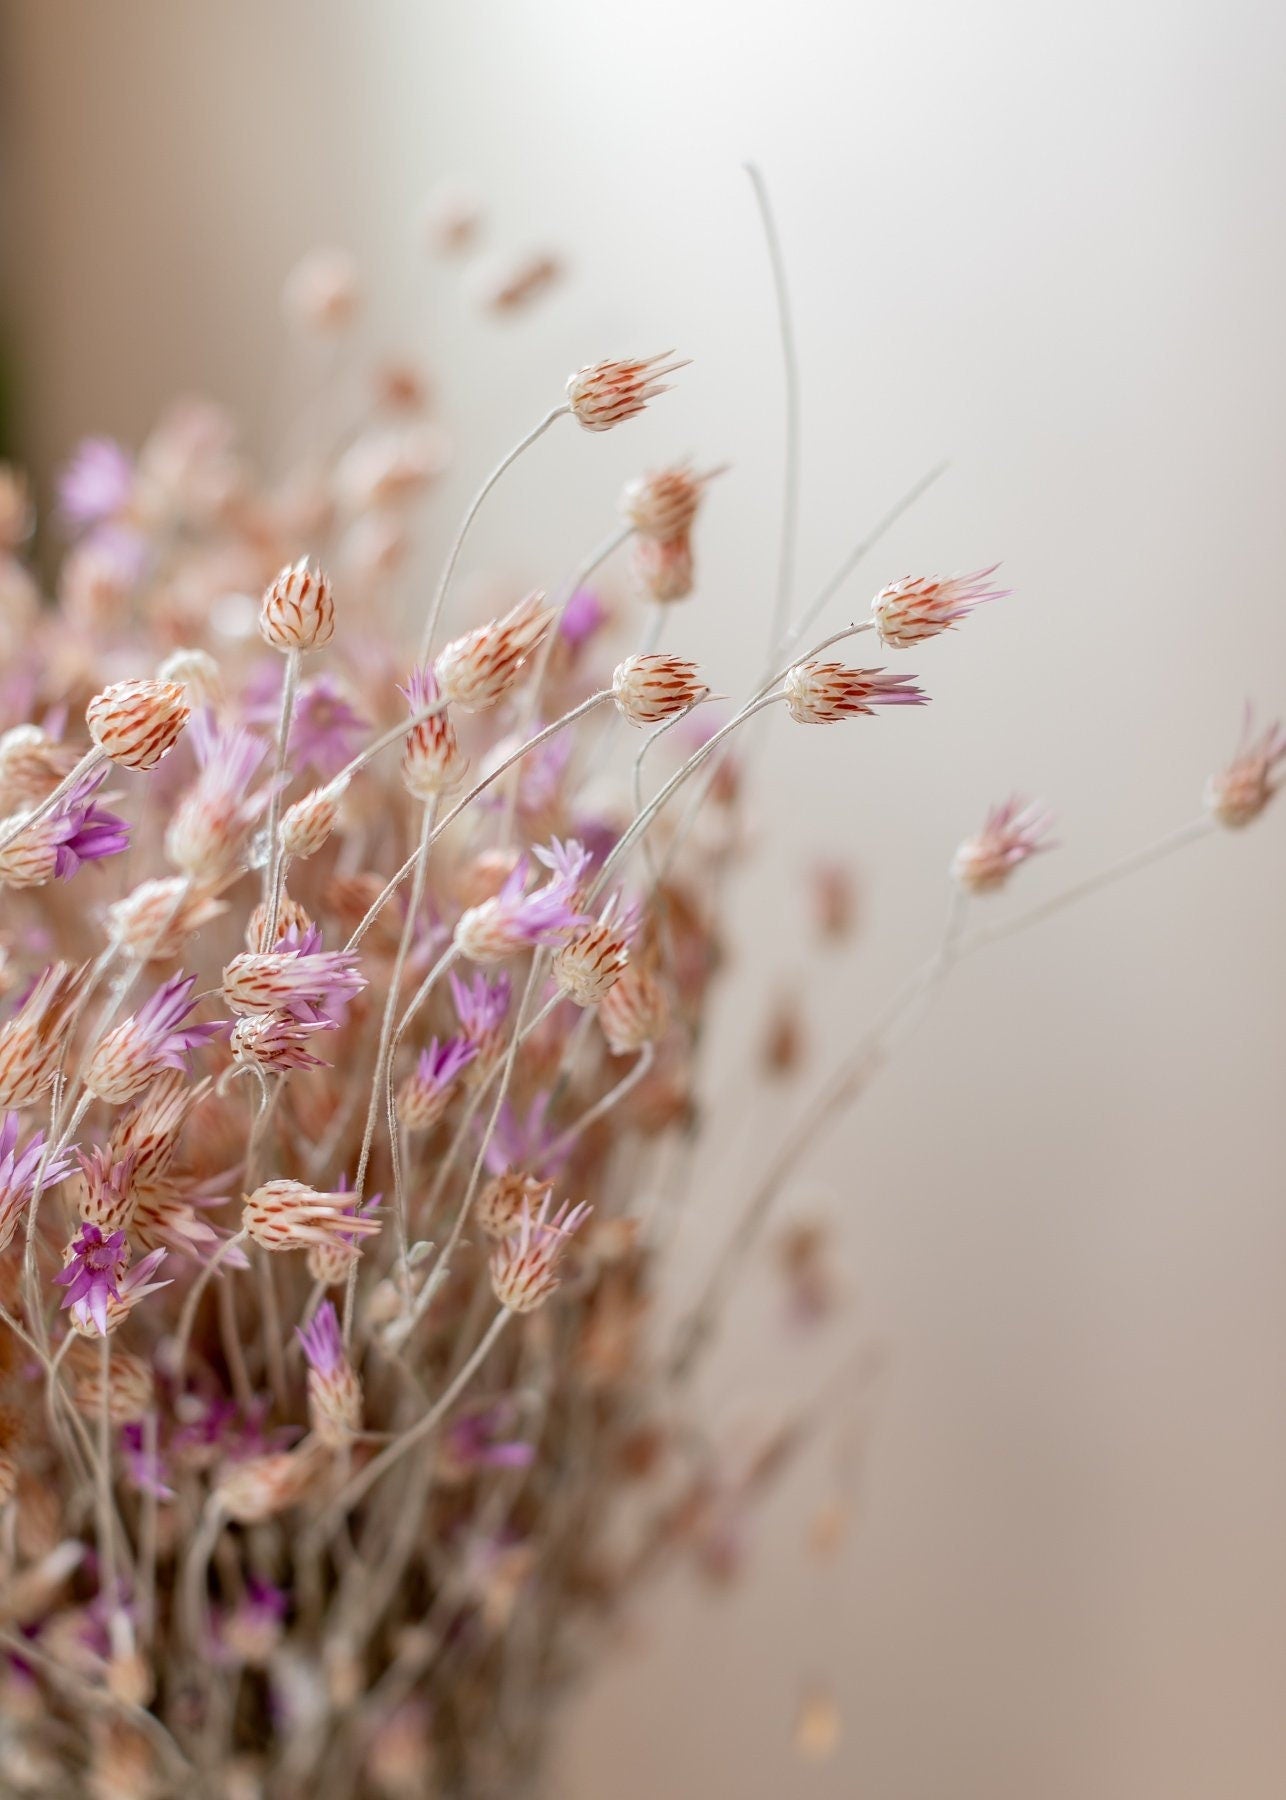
[
  {"xmin": 85, "ymin": 970, "xmax": 223, "ymax": 1105},
  {"xmin": 558, "ymin": 587, "xmax": 608, "ymax": 651},
  {"xmin": 0, "ymin": 1113, "xmax": 75, "ymax": 1253},
  {"xmin": 398, "ymin": 1035, "xmax": 476, "ymax": 1130},
  {"xmin": 53, "ymin": 1223, "xmax": 167, "ymax": 1335},
  {"xmin": 453, "ymin": 842, "xmax": 589, "ymax": 965},
  {"xmin": 288, "ymin": 675, "xmax": 370, "ymax": 780},
  {"xmin": 49, "ymin": 767, "xmax": 131, "ymax": 877},
  {"xmin": 223, "ymin": 924, "xmax": 367, "ymax": 1023},
  {"xmin": 295, "ymin": 1301, "xmax": 344, "ymax": 1378},
  {"xmin": 482, "ymin": 1091, "xmax": 567, "ymax": 1181},
  {"xmin": 58, "ymin": 437, "xmax": 134, "ymax": 529},
  {"xmin": 445, "ymin": 1402, "xmax": 535, "ymax": 1473},
  {"xmin": 450, "ymin": 970, "xmax": 512, "ymax": 1046}
]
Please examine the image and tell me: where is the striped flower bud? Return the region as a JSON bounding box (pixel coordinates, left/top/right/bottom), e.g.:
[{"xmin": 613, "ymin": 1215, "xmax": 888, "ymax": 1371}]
[
  {"xmin": 566, "ymin": 353, "xmax": 687, "ymax": 432},
  {"xmin": 244, "ymin": 894, "xmax": 312, "ymax": 953},
  {"xmin": 612, "ymin": 654, "xmax": 709, "ymax": 727},
  {"xmin": 0, "ymin": 962, "xmax": 82, "ymax": 1108},
  {"xmin": 871, "ymin": 566, "xmax": 1008, "ymax": 649},
  {"xmin": 68, "ymin": 1345, "xmax": 154, "ymax": 1426},
  {"xmin": 396, "ymin": 1036, "xmax": 475, "ymax": 1131},
  {"xmin": 400, "ymin": 667, "xmax": 468, "ymax": 798},
  {"xmin": 295, "ymin": 1303, "xmax": 362, "ymax": 1447},
  {"xmin": 598, "ymin": 963, "xmax": 669, "ymax": 1055},
  {"xmin": 783, "ymin": 663, "xmax": 927, "ymax": 725},
  {"xmin": 553, "ymin": 921, "xmax": 630, "ymax": 1007},
  {"xmin": 83, "ymin": 972, "xmax": 219, "ymax": 1105},
  {"xmin": 631, "ymin": 532, "xmax": 694, "ymax": 603},
  {"xmin": 87, "ymin": 679, "xmax": 189, "ymax": 771},
  {"xmin": 620, "ymin": 463, "xmax": 705, "ymax": 540},
  {"xmin": 489, "ymin": 1193, "xmax": 591, "ymax": 1313},
  {"xmin": 0, "ymin": 725, "xmax": 78, "ymax": 806},
  {"xmin": 106, "ymin": 878, "xmax": 225, "ymax": 963},
  {"xmin": 280, "ymin": 779, "xmax": 347, "ymax": 860},
  {"xmin": 476, "ymin": 1171, "xmax": 552, "ymax": 1242},
  {"xmin": 1205, "ymin": 709, "xmax": 1286, "ymax": 828},
  {"xmin": 952, "ymin": 797, "xmax": 1055, "ymax": 893},
  {"xmin": 242, "ymin": 1180, "xmax": 381, "ymax": 1257},
  {"xmin": 434, "ymin": 592, "xmax": 554, "ymax": 712},
  {"xmin": 258, "ymin": 558, "xmax": 335, "ymax": 653}
]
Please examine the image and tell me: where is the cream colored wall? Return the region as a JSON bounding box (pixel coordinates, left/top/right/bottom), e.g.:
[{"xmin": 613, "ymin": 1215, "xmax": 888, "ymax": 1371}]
[{"xmin": 4, "ymin": 3, "xmax": 1285, "ymax": 1796}]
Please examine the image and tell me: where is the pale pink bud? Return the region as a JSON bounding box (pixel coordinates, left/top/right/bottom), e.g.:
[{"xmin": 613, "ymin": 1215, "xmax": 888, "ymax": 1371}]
[
  {"xmin": 783, "ymin": 662, "xmax": 927, "ymax": 725},
  {"xmin": 242, "ymin": 1180, "xmax": 381, "ymax": 1257},
  {"xmin": 566, "ymin": 354, "xmax": 687, "ymax": 432},
  {"xmin": 0, "ymin": 963, "xmax": 82, "ymax": 1108},
  {"xmin": 87, "ymin": 679, "xmax": 189, "ymax": 770},
  {"xmin": 106, "ymin": 878, "xmax": 225, "ymax": 962},
  {"xmin": 400, "ymin": 668, "xmax": 468, "ymax": 799},
  {"xmin": 156, "ymin": 647, "xmax": 224, "ymax": 712},
  {"xmin": 283, "ymin": 248, "xmax": 360, "ymax": 335},
  {"xmin": 598, "ymin": 963, "xmax": 669, "ymax": 1055},
  {"xmin": 612, "ymin": 653, "xmax": 709, "ymax": 726},
  {"xmin": 244, "ymin": 895, "xmax": 312, "ymax": 952},
  {"xmin": 553, "ymin": 921, "xmax": 630, "ymax": 1007},
  {"xmin": 621, "ymin": 463, "xmax": 706, "ymax": 540},
  {"xmin": 476, "ymin": 1171, "xmax": 552, "ymax": 1241},
  {"xmin": 631, "ymin": 532, "xmax": 694, "ymax": 602},
  {"xmin": 280, "ymin": 779, "xmax": 347, "ymax": 860},
  {"xmin": 334, "ymin": 424, "xmax": 450, "ymax": 514},
  {"xmin": 871, "ymin": 566, "xmax": 1009, "ymax": 649},
  {"xmin": 215, "ymin": 1445, "xmax": 323, "ymax": 1524},
  {"xmin": 259, "ymin": 558, "xmax": 335, "ymax": 653},
  {"xmin": 68, "ymin": 1345, "xmax": 154, "ymax": 1426},
  {"xmin": 434, "ymin": 591, "xmax": 554, "ymax": 712},
  {"xmin": 489, "ymin": 1193, "xmax": 592, "ymax": 1313},
  {"xmin": 1205, "ymin": 709, "xmax": 1286, "ymax": 827},
  {"xmin": 952, "ymin": 797, "xmax": 1055, "ymax": 893}
]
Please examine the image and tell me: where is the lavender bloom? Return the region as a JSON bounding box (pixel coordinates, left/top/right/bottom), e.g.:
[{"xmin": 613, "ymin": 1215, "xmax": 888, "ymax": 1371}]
[
  {"xmin": 445, "ymin": 1402, "xmax": 535, "ymax": 1474},
  {"xmin": 52, "ymin": 768, "xmax": 131, "ymax": 877},
  {"xmin": 288, "ymin": 675, "xmax": 370, "ymax": 779},
  {"xmin": 453, "ymin": 847, "xmax": 589, "ymax": 966},
  {"xmin": 223, "ymin": 923, "xmax": 367, "ymax": 1022},
  {"xmin": 0, "ymin": 1112, "xmax": 75, "ymax": 1253},
  {"xmin": 85, "ymin": 970, "xmax": 222, "ymax": 1105},
  {"xmin": 58, "ymin": 437, "xmax": 134, "ymax": 529},
  {"xmin": 558, "ymin": 587, "xmax": 608, "ymax": 651},
  {"xmin": 165, "ymin": 710, "xmax": 268, "ymax": 883},
  {"xmin": 450, "ymin": 970, "xmax": 511, "ymax": 1046},
  {"xmin": 121, "ymin": 1421, "xmax": 175, "ymax": 1501},
  {"xmin": 53, "ymin": 1223, "xmax": 167, "ymax": 1335},
  {"xmin": 295, "ymin": 1300, "xmax": 345, "ymax": 1378},
  {"xmin": 398, "ymin": 1034, "xmax": 476, "ymax": 1130}
]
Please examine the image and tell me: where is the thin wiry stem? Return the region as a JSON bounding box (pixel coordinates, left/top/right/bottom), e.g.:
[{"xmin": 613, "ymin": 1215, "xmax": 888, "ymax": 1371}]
[
  {"xmin": 746, "ymin": 163, "xmax": 802, "ymax": 652},
  {"xmin": 262, "ymin": 648, "xmax": 302, "ymax": 945},
  {"xmin": 418, "ymin": 404, "xmax": 569, "ymax": 661},
  {"xmin": 0, "ymin": 746, "xmax": 104, "ymax": 856}
]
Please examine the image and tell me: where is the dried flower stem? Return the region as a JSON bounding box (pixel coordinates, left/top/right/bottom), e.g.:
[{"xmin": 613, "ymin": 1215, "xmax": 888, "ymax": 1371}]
[
  {"xmin": 0, "ymin": 745, "xmax": 105, "ymax": 856},
  {"xmin": 262, "ymin": 647, "xmax": 302, "ymax": 945},
  {"xmin": 745, "ymin": 163, "xmax": 801, "ymax": 650}
]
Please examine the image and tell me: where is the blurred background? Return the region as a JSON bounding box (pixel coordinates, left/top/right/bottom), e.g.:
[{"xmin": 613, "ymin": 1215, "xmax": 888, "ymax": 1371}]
[{"xmin": 2, "ymin": 3, "xmax": 1284, "ymax": 1795}]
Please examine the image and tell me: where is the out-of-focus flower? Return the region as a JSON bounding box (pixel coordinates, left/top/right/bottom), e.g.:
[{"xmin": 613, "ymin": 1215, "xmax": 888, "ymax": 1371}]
[
  {"xmin": 1205, "ymin": 707, "xmax": 1286, "ymax": 827},
  {"xmin": 287, "ymin": 675, "xmax": 368, "ymax": 779},
  {"xmin": 106, "ymin": 877, "xmax": 226, "ymax": 963},
  {"xmin": 553, "ymin": 918, "xmax": 630, "ymax": 1007},
  {"xmin": 0, "ymin": 1113, "xmax": 75, "ymax": 1252},
  {"xmin": 0, "ymin": 767, "xmax": 130, "ymax": 889},
  {"xmin": 305, "ymin": 1180, "xmax": 381, "ymax": 1286},
  {"xmin": 565, "ymin": 354, "xmax": 687, "ymax": 432},
  {"xmin": 473, "ymin": 250, "xmax": 562, "ymax": 315},
  {"xmin": 223, "ymin": 924, "xmax": 366, "ymax": 1021},
  {"xmin": 811, "ymin": 861, "xmax": 858, "ymax": 942},
  {"xmin": 397, "ymin": 1036, "xmax": 476, "ymax": 1131},
  {"xmin": 475, "ymin": 1171, "xmax": 552, "ymax": 1242},
  {"xmin": 620, "ymin": 463, "xmax": 706, "ymax": 540},
  {"xmin": 952, "ymin": 796, "xmax": 1055, "ymax": 893},
  {"xmin": 295, "ymin": 1302, "xmax": 362, "ymax": 1445},
  {"xmin": 230, "ymin": 1008, "xmax": 337, "ymax": 1073},
  {"xmin": 279, "ymin": 779, "xmax": 347, "ymax": 861},
  {"xmin": 450, "ymin": 969, "xmax": 511, "ymax": 1073},
  {"xmin": 58, "ymin": 438, "xmax": 134, "ymax": 530},
  {"xmin": 155, "ymin": 647, "xmax": 223, "ymax": 712},
  {"xmin": 422, "ymin": 178, "xmax": 483, "ymax": 255},
  {"xmin": 0, "ymin": 962, "xmax": 82, "ymax": 1108},
  {"xmin": 215, "ymin": 1445, "xmax": 322, "ymax": 1524},
  {"xmin": 489, "ymin": 1192, "xmax": 592, "ymax": 1313},
  {"xmin": 259, "ymin": 559, "xmax": 335, "ymax": 654},
  {"xmin": 794, "ymin": 1688, "xmax": 842, "ymax": 1763},
  {"xmin": 54, "ymin": 1225, "xmax": 167, "ymax": 1336},
  {"xmin": 783, "ymin": 662, "xmax": 927, "ymax": 724},
  {"xmin": 598, "ymin": 963, "xmax": 670, "ymax": 1055},
  {"xmin": 558, "ymin": 587, "xmax": 608, "ymax": 652},
  {"xmin": 87, "ymin": 678, "xmax": 189, "ymax": 771},
  {"xmin": 631, "ymin": 532, "xmax": 694, "ymax": 603},
  {"xmin": 282, "ymin": 249, "xmax": 360, "ymax": 335},
  {"xmin": 67, "ymin": 1342, "xmax": 154, "ymax": 1426},
  {"xmin": 164, "ymin": 713, "xmax": 267, "ymax": 883},
  {"xmin": 218, "ymin": 1577, "xmax": 288, "ymax": 1667},
  {"xmin": 242, "ymin": 1180, "xmax": 381, "ymax": 1257},
  {"xmin": 453, "ymin": 843, "xmax": 588, "ymax": 964},
  {"xmin": 84, "ymin": 972, "xmax": 221, "ymax": 1105},
  {"xmin": 442, "ymin": 1401, "xmax": 535, "ymax": 1476},
  {"xmin": 612, "ymin": 654, "xmax": 709, "ymax": 727},
  {"xmin": 871, "ymin": 565, "xmax": 1008, "ymax": 649},
  {"xmin": 0, "ymin": 724, "xmax": 79, "ymax": 807},
  {"xmin": 335, "ymin": 425, "xmax": 449, "ymax": 513},
  {"xmin": 400, "ymin": 667, "xmax": 468, "ymax": 799},
  {"xmin": 435, "ymin": 592, "xmax": 554, "ymax": 712}
]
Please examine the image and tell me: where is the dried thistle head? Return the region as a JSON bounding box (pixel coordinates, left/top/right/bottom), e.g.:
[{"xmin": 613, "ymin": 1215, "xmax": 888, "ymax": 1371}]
[
  {"xmin": 434, "ymin": 592, "xmax": 554, "ymax": 712},
  {"xmin": 612, "ymin": 654, "xmax": 709, "ymax": 727},
  {"xmin": 566, "ymin": 354, "xmax": 688, "ymax": 432},
  {"xmin": 259, "ymin": 558, "xmax": 336, "ymax": 653},
  {"xmin": 783, "ymin": 662, "xmax": 928, "ymax": 725},
  {"xmin": 87, "ymin": 678, "xmax": 190, "ymax": 770}
]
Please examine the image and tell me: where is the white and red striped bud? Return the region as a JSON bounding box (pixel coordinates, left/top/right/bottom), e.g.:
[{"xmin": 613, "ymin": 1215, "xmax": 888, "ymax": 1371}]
[
  {"xmin": 612, "ymin": 654, "xmax": 709, "ymax": 727},
  {"xmin": 434, "ymin": 592, "xmax": 554, "ymax": 712},
  {"xmin": 620, "ymin": 463, "xmax": 705, "ymax": 540},
  {"xmin": 476, "ymin": 1171, "xmax": 552, "ymax": 1241},
  {"xmin": 553, "ymin": 921, "xmax": 630, "ymax": 1007},
  {"xmin": 280, "ymin": 780, "xmax": 347, "ymax": 860},
  {"xmin": 87, "ymin": 680, "xmax": 189, "ymax": 771},
  {"xmin": 242, "ymin": 1180, "xmax": 380, "ymax": 1258},
  {"xmin": 598, "ymin": 963, "xmax": 669, "ymax": 1055},
  {"xmin": 489, "ymin": 1194, "xmax": 592, "ymax": 1313},
  {"xmin": 566, "ymin": 354, "xmax": 687, "ymax": 432},
  {"xmin": 258, "ymin": 558, "xmax": 335, "ymax": 653},
  {"xmin": 631, "ymin": 532, "xmax": 694, "ymax": 603}
]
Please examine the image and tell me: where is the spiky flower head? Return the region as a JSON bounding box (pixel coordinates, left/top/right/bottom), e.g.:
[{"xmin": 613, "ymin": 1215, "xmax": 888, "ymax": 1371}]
[
  {"xmin": 163, "ymin": 713, "xmax": 267, "ymax": 883},
  {"xmin": 54, "ymin": 1224, "xmax": 168, "ymax": 1336},
  {"xmin": 783, "ymin": 662, "xmax": 928, "ymax": 725},
  {"xmin": 489, "ymin": 1192, "xmax": 592, "ymax": 1313},
  {"xmin": 397, "ymin": 1036, "xmax": 476, "ymax": 1131},
  {"xmin": 0, "ymin": 767, "xmax": 129, "ymax": 889},
  {"xmin": 71, "ymin": 1147, "xmax": 138, "ymax": 1236},
  {"xmin": 475, "ymin": 1171, "xmax": 553, "ymax": 1242},
  {"xmin": 259, "ymin": 557, "xmax": 335, "ymax": 653},
  {"xmin": 399, "ymin": 666, "xmax": 468, "ymax": 798},
  {"xmin": 952, "ymin": 796, "xmax": 1055, "ymax": 893},
  {"xmin": 871, "ymin": 565, "xmax": 1009, "ymax": 649},
  {"xmin": 453, "ymin": 843, "xmax": 588, "ymax": 965},
  {"xmin": 231, "ymin": 1008, "xmax": 337, "ymax": 1073},
  {"xmin": 566, "ymin": 353, "xmax": 687, "ymax": 432},
  {"xmin": 223, "ymin": 924, "xmax": 366, "ymax": 1021},
  {"xmin": 1205, "ymin": 707, "xmax": 1286, "ymax": 828},
  {"xmin": 105, "ymin": 1069, "xmax": 206, "ymax": 1189},
  {"xmin": 0, "ymin": 962, "xmax": 82, "ymax": 1109},
  {"xmin": 0, "ymin": 1113, "xmax": 75, "ymax": 1253},
  {"xmin": 597, "ymin": 962, "xmax": 670, "ymax": 1056},
  {"xmin": 553, "ymin": 920, "xmax": 630, "ymax": 1008},
  {"xmin": 86, "ymin": 679, "xmax": 190, "ymax": 770},
  {"xmin": 434, "ymin": 592, "xmax": 554, "ymax": 712},
  {"xmin": 84, "ymin": 972, "xmax": 221, "ymax": 1105},
  {"xmin": 242, "ymin": 1180, "xmax": 381, "ymax": 1257},
  {"xmin": 620, "ymin": 462, "xmax": 706, "ymax": 540},
  {"xmin": 612, "ymin": 654, "xmax": 709, "ymax": 727},
  {"xmin": 295, "ymin": 1302, "xmax": 362, "ymax": 1446},
  {"xmin": 279, "ymin": 778, "xmax": 347, "ymax": 861},
  {"xmin": 106, "ymin": 877, "xmax": 226, "ymax": 963}
]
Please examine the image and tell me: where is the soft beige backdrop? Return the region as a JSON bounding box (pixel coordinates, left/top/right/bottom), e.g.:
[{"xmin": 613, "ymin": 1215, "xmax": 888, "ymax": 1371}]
[{"xmin": 4, "ymin": 4, "xmax": 1285, "ymax": 1796}]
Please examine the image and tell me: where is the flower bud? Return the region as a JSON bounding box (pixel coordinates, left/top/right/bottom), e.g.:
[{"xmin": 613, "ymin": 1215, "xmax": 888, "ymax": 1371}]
[
  {"xmin": 489, "ymin": 1194, "xmax": 591, "ymax": 1313},
  {"xmin": 242, "ymin": 1180, "xmax": 380, "ymax": 1257},
  {"xmin": 612, "ymin": 654, "xmax": 709, "ymax": 726},
  {"xmin": 280, "ymin": 780, "xmax": 347, "ymax": 860},
  {"xmin": 435, "ymin": 592, "xmax": 553, "ymax": 712},
  {"xmin": 598, "ymin": 963, "xmax": 669, "ymax": 1055},
  {"xmin": 476, "ymin": 1171, "xmax": 551, "ymax": 1241},
  {"xmin": 87, "ymin": 680, "xmax": 189, "ymax": 770},
  {"xmin": 620, "ymin": 463, "xmax": 704, "ymax": 539},
  {"xmin": 258, "ymin": 558, "xmax": 335, "ymax": 653},
  {"xmin": 783, "ymin": 662, "xmax": 927, "ymax": 725},
  {"xmin": 631, "ymin": 532, "xmax": 694, "ymax": 602},
  {"xmin": 553, "ymin": 922, "xmax": 630, "ymax": 1007},
  {"xmin": 566, "ymin": 354, "xmax": 687, "ymax": 432}
]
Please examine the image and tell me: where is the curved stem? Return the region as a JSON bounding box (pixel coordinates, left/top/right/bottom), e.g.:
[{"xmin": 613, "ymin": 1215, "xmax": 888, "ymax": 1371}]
[
  {"xmin": 745, "ymin": 163, "xmax": 801, "ymax": 652},
  {"xmin": 0, "ymin": 747, "xmax": 105, "ymax": 856}
]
